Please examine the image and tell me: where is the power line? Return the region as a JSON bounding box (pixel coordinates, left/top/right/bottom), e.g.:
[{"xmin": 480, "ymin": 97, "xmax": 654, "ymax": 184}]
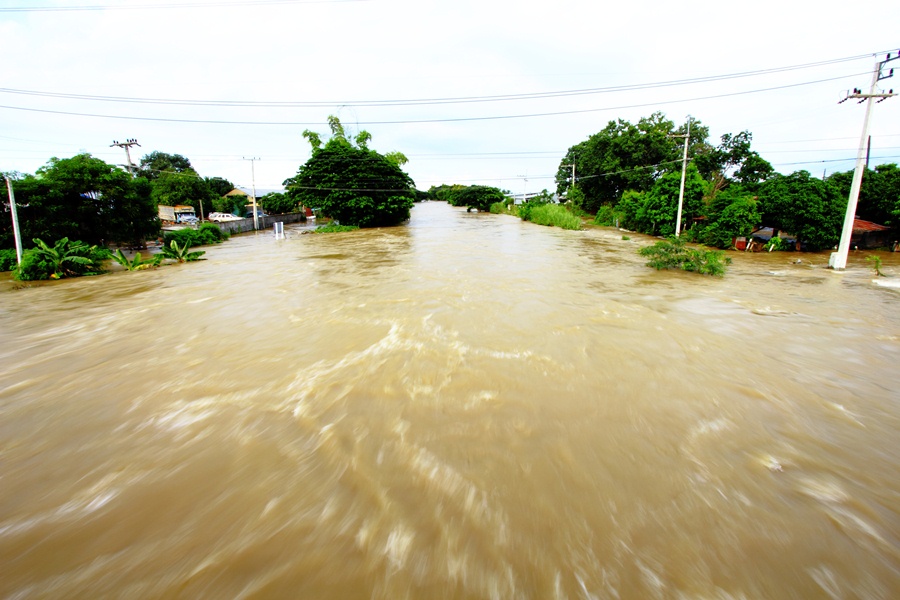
[
  {"xmin": 0, "ymin": 0, "xmax": 365, "ymax": 12},
  {"xmin": 0, "ymin": 72, "xmax": 868, "ymax": 126},
  {"xmin": 0, "ymin": 54, "xmax": 876, "ymax": 108}
]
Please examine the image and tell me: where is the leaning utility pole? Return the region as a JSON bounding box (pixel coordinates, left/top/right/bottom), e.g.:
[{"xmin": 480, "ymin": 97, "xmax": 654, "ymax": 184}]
[
  {"xmin": 111, "ymin": 139, "xmax": 140, "ymax": 177},
  {"xmin": 4, "ymin": 175, "xmax": 23, "ymax": 265},
  {"xmin": 830, "ymin": 51, "xmax": 897, "ymax": 270},
  {"xmin": 243, "ymin": 157, "xmax": 260, "ymax": 230},
  {"xmin": 669, "ymin": 118, "xmax": 691, "ymax": 237}
]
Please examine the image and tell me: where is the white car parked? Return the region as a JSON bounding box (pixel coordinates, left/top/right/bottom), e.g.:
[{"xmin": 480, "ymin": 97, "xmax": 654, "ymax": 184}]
[{"xmin": 208, "ymin": 212, "xmax": 243, "ymax": 222}]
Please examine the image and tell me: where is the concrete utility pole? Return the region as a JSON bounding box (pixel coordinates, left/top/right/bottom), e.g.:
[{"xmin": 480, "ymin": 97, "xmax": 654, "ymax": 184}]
[
  {"xmin": 669, "ymin": 118, "xmax": 691, "ymax": 237},
  {"xmin": 243, "ymin": 157, "xmax": 260, "ymax": 230},
  {"xmin": 562, "ymin": 163, "xmax": 576, "ymax": 195},
  {"xmin": 830, "ymin": 51, "xmax": 898, "ymax": 270},
  {"xmin": 5, "ymin": 175, "xmax": 23, "ymax": 265},
  {"xmin": 110, "ymin": 139, "xmax": 140, "ymax": 177},
  {"xmin": 518, "ymin": 172, "xmax": 528, "ymax": 204}
]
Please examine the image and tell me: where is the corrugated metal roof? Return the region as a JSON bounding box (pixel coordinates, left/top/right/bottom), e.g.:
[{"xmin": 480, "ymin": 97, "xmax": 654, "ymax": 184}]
[{"xmin": 853, "ymin": 218, "xmax": 890, "ymax": 233}]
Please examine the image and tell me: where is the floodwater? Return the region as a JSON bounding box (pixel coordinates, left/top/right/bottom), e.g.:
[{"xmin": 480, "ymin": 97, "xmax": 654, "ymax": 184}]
[{"xmin": 1, "ymin": 201, "xmax": 898, "ymax": 599}]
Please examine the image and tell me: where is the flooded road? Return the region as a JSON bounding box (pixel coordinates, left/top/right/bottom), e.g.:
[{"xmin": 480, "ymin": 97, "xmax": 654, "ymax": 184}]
[{"xmin": 1, "ymin": 201, "xmax": 899, "ymax": 599}]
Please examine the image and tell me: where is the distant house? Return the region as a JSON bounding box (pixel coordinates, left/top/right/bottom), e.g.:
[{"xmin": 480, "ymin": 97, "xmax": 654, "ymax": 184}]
[
  {"xmin": 225, "ymin": 187, "xmax": 286, "ymax": 202},
  {"xmin": 851, "ymin": 218, "xmax": 893, "ymax": 250}
]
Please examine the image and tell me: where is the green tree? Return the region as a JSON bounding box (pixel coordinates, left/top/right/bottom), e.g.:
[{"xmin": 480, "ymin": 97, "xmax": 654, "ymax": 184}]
[
  {"xmin": 693, "ymin": 130, "xmax": 774, "ymax": 193},
  {"xmin": 138, "ymin": 151, "xmax": 193, "ymax": 180},
  {"xmin": 698, "ymin": 186, "xmax": 761, "ymax": 249},
  {"xmin": 205, "ymin": 176, "xmax": 235, "ymax": 197},
  {"xmin": 556, "ymin": 113, "xmax": 707, "ymax": 213},
  {"xmin": 259, "ymin": 192, "xmax": 298, "ymax": 214},
  {"xmin": 0, "ymin": 154, "xmax": 158, "ymax": 248},
  {"xmin": 284, "ymin": 116, "xmax": 415, "ymax": 228},
  {"xmin": 447, "ymin": 185, "xmax": 507, "ymax": 212},
  {"xmin": 617, "ymin": 164, "xmax": 705, "ymax": 237},
  {"xmin": 150, "ymin": 170, "xmax": 216, "ymax": 218},
  {"xmin": 757, "ymin": 171, "xmax": 844, "ymax": 251},
  {"xmin": 828, "ymin": 164, "xmax": 900, "ymax": 227}
]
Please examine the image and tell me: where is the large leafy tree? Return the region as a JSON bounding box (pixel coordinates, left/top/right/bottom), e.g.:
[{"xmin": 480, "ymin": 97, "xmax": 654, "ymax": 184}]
[
  {"xmin": 556, "ymin": 113, "xmax": 707, "ymax": 213},
  {"xmin": 827, "ymin": 163, "xmax": 900, "ymax": 227},
  {"xmin": 757, "ymin": 171, "xmax": 844, "ymax": 251},
  {"xmin": 698, "ymin": 185, "xmax": 761, "ymax": 248},
  {"xmin": 284, "ymin": 117, "xmax": 415, "ymax": 228},
  {"xmin": 150, "ymin": 170, "xmax": 217, "ymax": 218},
  {"xmin": 1, "ymin": 154, "xmax": 158, "ymax": 247},
  {"xmin": 618, "ymin": 164, "xmax": 706, "ymax": 236},
  {"xmin": 259, "ymin": 192, "xmax": 298, "ymax": 214},
  {"xmin": 138, "ymin": 151, "xmax": 193, "ymax": 180},
  {"xmin": 445, "ymin": 185, "xmax": 507, "ymax": 212},
  {"xmin": 205, "ymin": 176, "xmax": 235, "ymax": 197},
  {"xmin": 693, "ymin": 130, "xmax": 774, "ymax": 193}
]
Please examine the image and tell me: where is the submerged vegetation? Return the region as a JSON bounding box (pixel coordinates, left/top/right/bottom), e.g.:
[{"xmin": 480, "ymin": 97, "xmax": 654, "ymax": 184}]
[
  {"xmin": 112, "ymin": 249, "xmax": 161, "ymax": 271},
  {"xmin": 163, "ymin": 223, "xmax": 229, "ymax": 248},
  {"xmin": 158, "ymin": 240, "xmax": 205, "ymax": 263},
  {"xmin": 314, "ymin": 222, "xmax": 360, "ymax": 234},
  {"xmin": 638, "ymin": 237, "xmax": 731, "ymax": 277},
  {"xmin": 13, "ymin": 238, "xmax": 110, "ymax": 281}
]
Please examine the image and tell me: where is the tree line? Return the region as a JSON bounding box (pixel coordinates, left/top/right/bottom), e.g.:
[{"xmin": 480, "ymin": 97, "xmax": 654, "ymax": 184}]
[
  {"xmin": 0, "ymin": 150, "xmax": 316, "ymax": 256},
  {"xmin": 558, "ymin": 111, "xmax": 900, "ymax": 250}
]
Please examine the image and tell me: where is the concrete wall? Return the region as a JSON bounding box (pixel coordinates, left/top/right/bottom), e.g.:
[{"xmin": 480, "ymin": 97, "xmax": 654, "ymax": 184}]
[{"xmin": 213, "ymin": 212, "xmax": 308, "ymax": 235}]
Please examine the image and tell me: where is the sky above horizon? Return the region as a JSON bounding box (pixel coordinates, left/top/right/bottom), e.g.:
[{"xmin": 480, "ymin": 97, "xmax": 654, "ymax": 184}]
[{"xmin": 0, "ymin": 0, "xmax": 898, "ymax": 196}]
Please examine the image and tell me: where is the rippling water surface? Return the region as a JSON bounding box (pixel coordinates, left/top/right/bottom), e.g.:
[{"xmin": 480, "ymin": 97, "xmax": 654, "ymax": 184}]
[{"xmin": 1, "ymin": 201, "xmax": 899, "ymax": 599}]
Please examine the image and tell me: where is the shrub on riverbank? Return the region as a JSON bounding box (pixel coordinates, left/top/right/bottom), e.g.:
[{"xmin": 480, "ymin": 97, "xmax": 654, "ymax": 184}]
[
  {"xmin": 638, "ymin": 236, "xmax": 730, "ymax": 276},
  {"xmin": 158, "ymin": 240, "xmax": 205, "ymax": 263},
  {"xmin": 314, "ymin": 222, "xmax": 359, "ymax": 233},
  {"xmin": 0, "ymin": 248, "xmax": 17, "ymax": 271},
  {"xmin": 163, "ymin": 223, "xmax": 228, "ymax": 248},
  {"xmin": 13, "ymin": 238, "xmax": 110, "ymax": 281},
  {"xmin": 594, "ymin": 205, "xmax": 624, "ymax": 227}
]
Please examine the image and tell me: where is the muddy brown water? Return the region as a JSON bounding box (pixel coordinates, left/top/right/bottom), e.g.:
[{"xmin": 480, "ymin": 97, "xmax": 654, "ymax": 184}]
[{"xmin": 1, "ymin": 201, "xmax": 899, "ymax": 599}]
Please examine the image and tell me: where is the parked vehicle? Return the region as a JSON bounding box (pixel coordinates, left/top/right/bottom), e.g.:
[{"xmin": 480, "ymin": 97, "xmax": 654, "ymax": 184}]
[
  {"xmin": 208, "ymin": 212, "xmax": 243, "ymax": 222},
  {"xmin": 176, "ymin": 215, "xmax": 199, "ymax": 224},
  {"xmin": 244, "ymin": 208, "xmax": 267, "ymax": 219}
]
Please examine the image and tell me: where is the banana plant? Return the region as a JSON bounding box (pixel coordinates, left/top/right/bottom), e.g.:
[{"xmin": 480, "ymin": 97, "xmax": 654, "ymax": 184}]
[
  {"xmin": 31, "ymin": 237, "xmax": 95, "ymax": 279},
  {"xmin": 112, "ymin": 249, "xmax": 161, "ymax": 271},
  {"xmin": 158, "ymin": 240, "xmax": 205, "ymax": 263}
]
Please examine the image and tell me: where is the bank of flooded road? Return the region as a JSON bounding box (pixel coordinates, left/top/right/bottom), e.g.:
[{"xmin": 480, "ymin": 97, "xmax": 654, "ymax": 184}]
[{"xmin": 1, "ymin": 201, "xmax": 899, "ymax": 599}]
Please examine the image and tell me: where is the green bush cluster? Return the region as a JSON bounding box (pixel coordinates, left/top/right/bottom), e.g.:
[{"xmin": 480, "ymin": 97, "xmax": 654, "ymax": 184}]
[
  {"xmin": 0, "ymin": 248, "xmax": 17, "ymax": 272},
  {"xmin": 594, "ymin": 205, "xmax": 624, "ymax": 227},
  {"xmin": 13, "ymin": 238, "xmax": 111, "ymax": 281},
  {"xmin": 638, "ymin": 236, "xmax": 731, "ymax": 277},
  {"xmin": 314, "ymin": 222, "xmax": 359, "ymax": 233},
  {"xmin": 489, "ymin": 201, "xmax": 510, "ymax": 214},
  {"xmin": 163, "ymin": 223, "xmax": 229, "ymax": 247}
]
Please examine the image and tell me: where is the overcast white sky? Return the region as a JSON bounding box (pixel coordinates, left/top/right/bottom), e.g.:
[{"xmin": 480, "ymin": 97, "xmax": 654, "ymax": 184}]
[{"xmin": 0, "ymin": 0, "xmax": 897, "ymax": 196}]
